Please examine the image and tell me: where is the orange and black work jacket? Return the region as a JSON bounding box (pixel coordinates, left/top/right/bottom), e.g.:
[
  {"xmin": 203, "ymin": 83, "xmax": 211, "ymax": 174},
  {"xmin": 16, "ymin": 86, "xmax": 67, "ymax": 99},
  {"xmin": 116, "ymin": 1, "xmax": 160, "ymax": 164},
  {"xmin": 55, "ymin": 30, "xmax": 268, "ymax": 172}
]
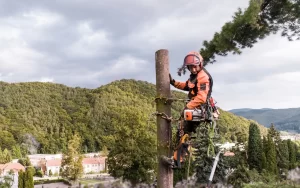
[{"xmin": 173, "ymin": 68, "xmax": 213, "ymax": 109}]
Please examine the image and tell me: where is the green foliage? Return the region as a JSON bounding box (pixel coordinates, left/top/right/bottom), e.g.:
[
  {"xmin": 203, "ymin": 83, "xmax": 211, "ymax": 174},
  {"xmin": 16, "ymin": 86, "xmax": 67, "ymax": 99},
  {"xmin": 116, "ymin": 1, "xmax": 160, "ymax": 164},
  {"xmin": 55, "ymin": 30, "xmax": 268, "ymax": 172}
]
[
  {"xmin": 101, "ymin": 146, "xmax": 108, "ymax": 157},
  {"xmin": 260, "ymin": 169, "xmax": 278, "ymax": 183},
  {"xmin": 265, "ymin": 135, "xmax": 278, "ymax": 175},
  {"xmin": 278, "ymin": 140, "xmax": 289, "ymax": 173},
  {"xmin": 18, "ymin": 168, "xmax": 33, "ymax": 188},
  {"xmin": 0, "ymin": 78, "xmax": 268, "ymax": 185},
  {"xmin": 199, "ymin": 0, "xmax": 300, "ymax": 65},
  {"xmin": 226, "ymin": 125, "xmax": 283, "ymax": 186},
  {"xmin": 227, "ymin": 164, "xmax": 251, "ymax": 188},
  {"xmin": 93, "ymin": 80, "xmax": 159, "ymax": 185},
  {"xmin": 295, "ymin": 142, "xmax": 300, "ymax": 165},
  {"xmin": 268, "ymin": 124, "xmax": 281, "ymax": 144},
  {"xmin": 28, "ymin": 167, "xmax": 36, "ymax": 177},
  {"xmin": 61, "ymin": 133, "xmax": 84, "ymax": 183},
  {"xmin": 261, "ymin": 136, "xmax": 268, "ymax": 170},
  {"xmin": 18, "ymin": 156, "xmax": 32, "ymax": 167},
  {"xmin": 107, "ymin": 107, "xmax": 156, "ymax": 186},
  {"xmin": 173, "ymin": 156, "xmax": 194, "ymax": 186},
  {"xmin": 0, "ymin": 131, "xmax": 16, "ymax": 151},
  {"xmin": 228, "ymin": 167, "xmax": 280, "ymax": 187},
  {"xmin": 33, "ymin": 178, "xmax": 71, "ymax": 185},
  {"xmin": 0, "ymin": 148, "xmax": 12, "ymax": 164},
  {"xmin": 261, "ymin": 151, "xmax": 267, "ymax": 170},
  {"xmin": 18, "ymin": 170, "xmax": 24, "ymax": 188},
  {"xmin": 0, "ymin": 79, "xmax": 272, "ymax": 186},
  {"xmin": 0, "ymin": 79, "xmax": 267, "ymax": 155},
  {"xmin": 35, "ymin": 170, "xmax": 43, "ymax": 177},
  {"xmin": 24, "ymin": 167, "xmax": 34, "ymax": 188},
  {"xmin": 193, "ymin": 123, "xmax": 228, "ymax": 184},
  {"xmin": 247, "ymin": 122, "xmax": 263, "ymax": 172},
  {"xmin": 228, "ymin": 125, "xmax": 300, "ymax": 186},
  {"xmin": 287, "ymin": 139, "xmax": 297, "ymax": 169},
  {"xmin": 0, "ymin": 82, "xmax": 93, "ymax": 154},
  {"xmin": 11, "ymin": 145, "xmax": 22, "ymax": 159},
  {"xmin": 267, "ymin": 124, "xmax": 286, "ymax": 175},
  {"xmin": 225, "ymin": 143, "xmax": 248, "ymax": 171}
]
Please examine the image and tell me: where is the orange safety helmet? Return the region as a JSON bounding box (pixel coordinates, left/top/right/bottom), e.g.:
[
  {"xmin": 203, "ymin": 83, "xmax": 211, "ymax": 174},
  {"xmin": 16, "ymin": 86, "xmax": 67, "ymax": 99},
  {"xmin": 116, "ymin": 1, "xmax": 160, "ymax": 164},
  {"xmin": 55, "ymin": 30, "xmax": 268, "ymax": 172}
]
[{"xmin": 183, "ymin": 51, "xmax": 204, "ymax": 68}]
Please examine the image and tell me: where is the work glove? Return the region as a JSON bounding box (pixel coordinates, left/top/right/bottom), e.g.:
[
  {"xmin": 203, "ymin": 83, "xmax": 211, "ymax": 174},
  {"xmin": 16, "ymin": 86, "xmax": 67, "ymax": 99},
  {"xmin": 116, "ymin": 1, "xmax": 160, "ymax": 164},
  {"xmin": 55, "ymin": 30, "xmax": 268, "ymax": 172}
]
[{"xmin": 169, "ymin": 73, "xmax": 175, "ymax": 86}]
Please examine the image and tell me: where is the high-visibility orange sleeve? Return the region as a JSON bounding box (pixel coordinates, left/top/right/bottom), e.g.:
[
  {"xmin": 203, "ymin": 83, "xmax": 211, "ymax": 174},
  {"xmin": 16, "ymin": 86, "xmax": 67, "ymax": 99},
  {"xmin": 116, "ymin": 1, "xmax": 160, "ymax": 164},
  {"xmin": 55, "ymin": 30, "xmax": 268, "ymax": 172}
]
[{"xmin": 173, "ymin": 80, "xmax": 189, "ymax": 91}]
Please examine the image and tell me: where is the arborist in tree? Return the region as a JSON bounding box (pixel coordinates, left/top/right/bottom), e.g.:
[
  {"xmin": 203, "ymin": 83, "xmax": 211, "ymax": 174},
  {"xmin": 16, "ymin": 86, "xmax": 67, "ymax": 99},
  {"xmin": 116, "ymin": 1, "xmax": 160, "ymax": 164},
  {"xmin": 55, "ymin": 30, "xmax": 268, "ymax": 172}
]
[
  {"xmin": 170, "ymin": 51, "xmax": 214, "ymax": 129},
  {"xmin": 169, "ymin": 51, "xmax": 215, "ymax": 168}
]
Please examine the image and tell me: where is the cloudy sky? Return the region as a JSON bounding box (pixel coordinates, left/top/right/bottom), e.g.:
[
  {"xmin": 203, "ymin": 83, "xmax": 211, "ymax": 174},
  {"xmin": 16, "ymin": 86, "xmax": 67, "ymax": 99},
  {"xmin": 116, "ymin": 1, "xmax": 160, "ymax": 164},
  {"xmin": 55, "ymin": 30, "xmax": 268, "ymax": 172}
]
[{"xmin": 0, "ymin": 0, "xmax": 299, "ymax": 110}]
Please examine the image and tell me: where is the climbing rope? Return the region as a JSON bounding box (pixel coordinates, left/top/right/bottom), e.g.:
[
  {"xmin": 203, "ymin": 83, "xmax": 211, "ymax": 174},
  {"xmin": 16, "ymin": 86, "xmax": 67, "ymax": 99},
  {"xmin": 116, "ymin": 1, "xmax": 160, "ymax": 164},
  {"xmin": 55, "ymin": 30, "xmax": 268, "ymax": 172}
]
[
  {"xmin": 147, "ymin": 112, "xmax": 180, "ymax": 125},
  {"xmin": 152, "ymin": 112, "xmax": 173, "ymax": 122},
  {"xmin": 154, "ymin": 97, "xmax": 189, "ymax": 104}
]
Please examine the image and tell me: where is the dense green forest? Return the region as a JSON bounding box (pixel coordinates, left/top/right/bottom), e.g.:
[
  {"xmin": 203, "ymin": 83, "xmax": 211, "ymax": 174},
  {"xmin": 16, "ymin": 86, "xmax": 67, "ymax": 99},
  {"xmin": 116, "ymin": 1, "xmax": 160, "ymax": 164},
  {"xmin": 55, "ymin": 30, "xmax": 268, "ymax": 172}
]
[
  {"xmin": 0, "ymin": 79, "xmax": 267, "ymax": 157},
  {"xmin": 226, "ymin": 124, "xmax": 300, "ymax": 188}
]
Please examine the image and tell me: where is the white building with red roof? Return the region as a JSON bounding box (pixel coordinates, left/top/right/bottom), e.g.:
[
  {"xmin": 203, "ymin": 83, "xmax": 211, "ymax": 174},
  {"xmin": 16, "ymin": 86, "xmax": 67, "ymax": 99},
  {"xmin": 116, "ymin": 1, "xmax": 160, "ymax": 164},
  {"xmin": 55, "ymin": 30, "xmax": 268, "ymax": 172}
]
[
  {"xmin": 44, "ymin": 157, "xmax": 106, "ymax": 176},
  {"xmin": 0, "ymin": 162, "xmax": 25, "ymax": 176},
  {"xmin": 0, "ymin": 163, "xmax": 25, "ymax": 188},
  {"xmin": 45, "ymin": 159, "xmax": 61, "ymax": 176},
  {"xmin": 82, "ymin": 157, "xmax": 106, "ymax": 174}
]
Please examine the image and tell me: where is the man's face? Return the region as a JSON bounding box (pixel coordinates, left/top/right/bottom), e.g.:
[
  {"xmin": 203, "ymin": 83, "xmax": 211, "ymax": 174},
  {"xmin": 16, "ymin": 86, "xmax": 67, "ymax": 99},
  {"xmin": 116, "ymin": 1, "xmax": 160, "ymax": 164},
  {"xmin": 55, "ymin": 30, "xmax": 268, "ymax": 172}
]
[{"xmin": 187, "ymin": 65, "xmax": 200, "ymax": 74}]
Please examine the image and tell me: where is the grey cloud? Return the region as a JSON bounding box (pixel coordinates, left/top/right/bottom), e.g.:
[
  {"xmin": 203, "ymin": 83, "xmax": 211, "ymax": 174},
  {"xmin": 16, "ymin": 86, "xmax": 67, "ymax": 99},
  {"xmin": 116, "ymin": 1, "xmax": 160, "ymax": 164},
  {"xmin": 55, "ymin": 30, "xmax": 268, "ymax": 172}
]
[
  {"xmin": 207, "ymin": 34, "xmax": 300, "ymax": 85},
  {"xmin": 0, "ymin": 0, "xmax": 299, "ymax": 109}
]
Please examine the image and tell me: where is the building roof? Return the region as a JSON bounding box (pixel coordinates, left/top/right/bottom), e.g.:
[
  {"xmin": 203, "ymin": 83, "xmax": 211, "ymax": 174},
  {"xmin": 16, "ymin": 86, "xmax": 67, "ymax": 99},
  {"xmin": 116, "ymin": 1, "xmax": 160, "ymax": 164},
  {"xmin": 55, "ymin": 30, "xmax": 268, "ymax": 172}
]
[
  {"xmin": 46, "ymin": 159, "xmax": 61, "ymax": 167},
  {"xmin": 82, "ymin": 157, "xmax": 105, "ymax": 165},
  {"xmin": 0, "ymin": 163, "xmax": 25, "ymax": 172}
]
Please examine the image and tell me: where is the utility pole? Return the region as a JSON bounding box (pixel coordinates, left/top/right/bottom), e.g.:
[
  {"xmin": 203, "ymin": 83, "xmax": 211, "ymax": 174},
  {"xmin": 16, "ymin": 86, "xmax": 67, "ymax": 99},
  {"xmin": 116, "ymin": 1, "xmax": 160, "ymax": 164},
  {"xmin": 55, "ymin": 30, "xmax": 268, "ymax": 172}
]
[{"xmin": 155, "ymin": 49, "xmax": 173, "ymax": 188}]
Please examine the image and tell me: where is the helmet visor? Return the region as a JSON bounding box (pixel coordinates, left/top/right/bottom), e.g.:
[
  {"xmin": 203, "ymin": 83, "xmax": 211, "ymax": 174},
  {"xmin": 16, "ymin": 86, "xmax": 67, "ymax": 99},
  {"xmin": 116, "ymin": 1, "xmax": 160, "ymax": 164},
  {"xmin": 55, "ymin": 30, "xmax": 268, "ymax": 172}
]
[{"xmin": 184, "ymin": 55, "xmax": 200, "ymax": 66}]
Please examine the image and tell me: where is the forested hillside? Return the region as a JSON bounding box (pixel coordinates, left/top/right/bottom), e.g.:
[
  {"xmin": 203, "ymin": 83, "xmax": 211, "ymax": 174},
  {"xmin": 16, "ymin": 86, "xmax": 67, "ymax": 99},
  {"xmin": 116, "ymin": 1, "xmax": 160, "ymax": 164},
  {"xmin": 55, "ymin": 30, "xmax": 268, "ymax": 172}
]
[{"xmin": 0, "ymin": 79, "xmax": 267, "ymax": 157}]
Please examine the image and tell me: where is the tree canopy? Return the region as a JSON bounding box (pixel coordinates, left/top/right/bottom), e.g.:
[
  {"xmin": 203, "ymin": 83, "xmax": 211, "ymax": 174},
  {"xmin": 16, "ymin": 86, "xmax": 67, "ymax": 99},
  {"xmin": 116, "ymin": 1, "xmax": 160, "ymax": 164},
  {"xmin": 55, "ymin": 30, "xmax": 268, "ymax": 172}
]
[
  {"xmin": 61, "ymin": 133, "xmax": 84, "ymax": 183},
  {"xmin": 200, "ymin": 0, "xmax": 300, "ymax": 65}
]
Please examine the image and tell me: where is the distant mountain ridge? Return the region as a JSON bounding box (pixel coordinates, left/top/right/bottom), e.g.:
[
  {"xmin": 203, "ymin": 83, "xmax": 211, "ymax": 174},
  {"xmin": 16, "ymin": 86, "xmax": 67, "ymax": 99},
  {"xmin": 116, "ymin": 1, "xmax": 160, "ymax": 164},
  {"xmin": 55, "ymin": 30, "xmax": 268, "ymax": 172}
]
[
  {"xmin": 229, "ymin": 108, "xmax": 273, "ymax": 113},
  {"xmin": 229, "ymin": 107, "xmax": 300, "ymax": 133}
]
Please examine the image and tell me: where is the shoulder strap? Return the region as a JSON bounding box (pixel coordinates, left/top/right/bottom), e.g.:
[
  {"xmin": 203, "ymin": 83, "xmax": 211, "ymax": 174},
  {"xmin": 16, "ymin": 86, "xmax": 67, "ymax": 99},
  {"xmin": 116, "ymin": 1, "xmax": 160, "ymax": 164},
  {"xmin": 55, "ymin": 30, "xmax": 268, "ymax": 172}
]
[{"xmin": 202, "ymin": 68, "xmax": 213, "ymax": 99}]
